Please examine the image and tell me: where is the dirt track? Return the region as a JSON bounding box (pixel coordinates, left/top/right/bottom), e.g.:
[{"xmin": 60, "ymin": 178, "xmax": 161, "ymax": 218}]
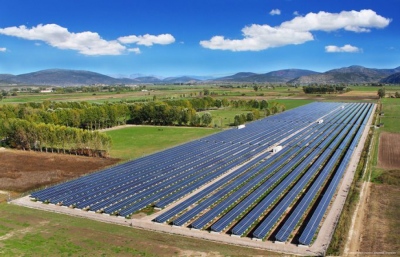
[{"xmin": 0, "ymin": 149, "xmax": 120, "ymax": 192}]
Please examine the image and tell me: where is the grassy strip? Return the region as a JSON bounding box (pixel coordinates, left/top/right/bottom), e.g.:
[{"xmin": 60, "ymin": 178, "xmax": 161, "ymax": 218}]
[{"xmin": 0, "ymin": 203, "xmax": 277, "ymax": 257}]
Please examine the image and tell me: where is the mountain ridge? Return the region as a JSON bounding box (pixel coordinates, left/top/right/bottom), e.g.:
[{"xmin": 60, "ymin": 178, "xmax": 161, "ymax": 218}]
[{"xmin": 1, "ymin": 66, "xmax": 399, "ymax": 86}]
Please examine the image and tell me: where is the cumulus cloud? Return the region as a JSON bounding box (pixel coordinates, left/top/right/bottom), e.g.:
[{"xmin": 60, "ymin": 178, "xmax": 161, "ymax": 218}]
[
  {"xmin": 118, "ymin": 34, "xmax": 175, "ymax": 46},
  {"xmin": 0, "ymin": 23, "xmax": 175, "ymax": 55},
  {"xmin": 0, "ymin": 47, "xmax": 6, "ymax": 52},
  {"xmin": 128, "ymin": 47, "xmax": 141, "ymax": 54},
  {"xmin": 280, "ymin": 9, "xmax": 390, "ymax": 32},
  {"xmin": 325, "ymin": 44, "xmax": 362, "ymax": 53},
  {"xmin": 269, "ymin": 9, "xmax": 281, "ymax": 16},
  {"xmin": 200, "ymin": 25, "xmax": 313, "ymax": 51},
  {"xmin": 0, "ymin": 24, "xmax": 125, "ymax": 55},
  {"xmin": 293, "ymin": 11, "xmax": 300, "ymax": 16},
  {"xmin": 200, "ymin": 9, "xmax": 391, "ymax": 51}
]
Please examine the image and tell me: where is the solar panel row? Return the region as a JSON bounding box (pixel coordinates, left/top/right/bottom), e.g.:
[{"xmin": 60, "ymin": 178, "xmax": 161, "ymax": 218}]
[{"xmin": 30, "ymin": 101, "xmax": 373, "ymax": 246}]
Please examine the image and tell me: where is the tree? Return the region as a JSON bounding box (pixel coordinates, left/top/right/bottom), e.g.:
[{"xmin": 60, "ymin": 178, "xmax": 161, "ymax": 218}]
[
  {"xmin": 377, "ymin": 88, "xmax": 385, "ymax": 98},
  {"xmin": 246, "ymin": 112, "xmax": 254, "ymax": 121},
  {"xmin": 201, "ymin": 112, "xmax": 212, "ymax": 127},
  {"xmin": 253, "ymin": 85, "xmax": 259, "ymax": 92},
  {"xmin": 190, "ymin": 113, "xmax": 201, "ymax": 126},
  {"xmin": 260, "ymin": 100, "xmax": 268, "ymax": 110}
]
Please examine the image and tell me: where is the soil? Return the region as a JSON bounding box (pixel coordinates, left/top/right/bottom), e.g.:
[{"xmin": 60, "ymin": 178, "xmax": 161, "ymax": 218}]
[
  {"xmin": 359, "ymin": 183, "xmax": 400, "ymax": 254},
  {"xmin": 378, "ymin": 132, "xmax": 400, "ymax": 169},
  {"xmin": 0, "ymin": 149, "xmax": 121, "ymax": 192}
]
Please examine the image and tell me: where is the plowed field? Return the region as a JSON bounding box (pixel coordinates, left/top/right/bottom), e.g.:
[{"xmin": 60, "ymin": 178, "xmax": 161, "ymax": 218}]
[
  {"xmin": 0, "ymin": 149, "xmax": 120, "ymax": 192},
  {"xmin": 378, "ymin": 132, "xmax": 400, "ymax": 169}
]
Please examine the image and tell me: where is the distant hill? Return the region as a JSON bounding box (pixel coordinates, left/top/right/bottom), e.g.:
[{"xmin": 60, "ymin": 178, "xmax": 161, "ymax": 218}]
[
  {"xmin": 380, "ymin": 72, "xmax": 400, "ymax": 84},
  {"xmin": 0, "ymin": 69, "xmax": 128, "ymax": 86},
  {"xmin": 0, "ymin": 66, "xmax": 399, "ymax": 86},
  {"xmin": 289, "ymin": 65, "xmax": 400, "ymax": 84},
  {"xmin": 132, "ymin": 76, "xmax": 162, "ymax": 83},
  {"xmin": 163, "ymin": 76, "xmax": 201, "ymax": 83},
  {"xmin": 214, "ymin": 72, "xmax": 258, "ymax": 82},
  {"xmin": 0, "ymin": 74, "xmax": 15, "ymax": 81},
  {"xmin": 214, "ymin": 69, "xmax": 319, "ymax": 83}
]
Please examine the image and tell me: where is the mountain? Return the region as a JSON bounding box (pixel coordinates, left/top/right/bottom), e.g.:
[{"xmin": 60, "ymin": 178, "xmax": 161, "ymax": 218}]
[
  {"xmin": 214, "ymin": 69, "xmax": 319, "ymax": 83},
  {"xmin": 0, "ymin": 69, "xmax": 128, "ymax": 86},
  {"xmin": 214, "ymin": 72, "xmax": 258, "ymax": 82},
  {"xmin": 289, "ymin": 65, "xmax": 400, "ymax": 84},
  {"xmin": 380, "ymin": 72, "xmax": 400, "ymax": 84},
  {"xmin": 132, "ymin": 76, "xmax": 162, "ymax": 83},
  {"xmin": 162, "ymin": 76, "xmax": 201, "ymax": 83},
  {"xmin": 0, "ymin": 74, "xmax": 16, "ymax": 81},
  {"xmin": 0, "ymin": 66, "xmax": 399, "ymax": 86}
]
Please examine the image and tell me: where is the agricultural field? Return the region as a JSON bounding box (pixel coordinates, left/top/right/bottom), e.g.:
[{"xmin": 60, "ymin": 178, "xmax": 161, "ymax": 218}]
[
  {"xmin": 104, "ymin": 126, "xmax": 219, "ymax": 160},
  {"xmin": 378, "ymin": 133, "xmax": 400, "ymax": 169},
  {"xmin": 0, "ymin": 149, "xmax": 120, "ymax": 192},
  {"xmin": 0, "ymin": 86, "xmax": 398, "ymax": 256}
]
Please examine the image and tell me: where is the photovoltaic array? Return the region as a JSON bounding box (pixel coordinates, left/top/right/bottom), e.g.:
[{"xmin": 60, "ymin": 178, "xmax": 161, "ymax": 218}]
[{"xmin": 31, "ymin": 102, "xmax": 373, "ymax": 245}]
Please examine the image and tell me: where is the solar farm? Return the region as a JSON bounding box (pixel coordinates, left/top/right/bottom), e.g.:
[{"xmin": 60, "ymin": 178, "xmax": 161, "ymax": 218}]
[{"xmin": 26, "ymin": 101, "xmax": 374, "ymax": 254}]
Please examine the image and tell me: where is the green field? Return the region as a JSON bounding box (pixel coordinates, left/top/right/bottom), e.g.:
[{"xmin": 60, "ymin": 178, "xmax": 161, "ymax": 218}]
[
  {"xmin": 206, "ymin": 99, "xmax": 314, "ymax": 128},
  {"xmin": 0, "ymin": 203, "xmax": 276, "ymax": 257},
  {"xmin": 273, "ymin": 99, "xmax": 315, "ymax": 110},
  {"xmin": 379, "ymin": 98, "xmax": 400, "ymax": 133},
  {"xmin": 104, "ymin": 126, "xmax": 219, "ymax": 160}
]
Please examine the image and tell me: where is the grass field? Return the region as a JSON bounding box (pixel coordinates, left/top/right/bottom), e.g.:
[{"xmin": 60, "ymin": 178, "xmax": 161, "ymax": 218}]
[
  {"xmin": 0, "ymin": 203, "xmax": 277, "ymax": 257},
  {"xmin": 207, "ymin": 99, "xmax": 314, "ymax": 128},
  {"xmin": 273, "ymin": 99, "xmax": 315, "ymax": 109},
  {"xmin": 104, "ymin": 126, "xmax": 219, "ymax": 160},
  {"xmin": 379, "ymin": 98, "xmax": 400, "ymax": 133}
]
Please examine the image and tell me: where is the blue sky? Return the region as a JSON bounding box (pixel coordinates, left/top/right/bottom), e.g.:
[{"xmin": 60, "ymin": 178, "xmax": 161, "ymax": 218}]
[{"xmin": 0, "ymin": 0, "xmax": 398, "ymax": 77}]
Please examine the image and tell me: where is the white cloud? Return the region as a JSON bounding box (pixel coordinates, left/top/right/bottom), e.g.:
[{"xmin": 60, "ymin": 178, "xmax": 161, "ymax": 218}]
[
  {"xmin": 325, "ymin": 44, "xmax": 362, "ymax": 53},
  {"xmin": 280, "ymin": 9, "xmax": 390, "ymax": 32},
  {"xmin": 0, "ymin": 24, "xmax": 126, "ymax": 55},
  {"xmin": 128, "ymin": 47, "xmax": 141, "ymax": 54},
  {"xmin": 0, "ymin": 23, "xmax": 175, "ymax": 56},
  {"xmin": 200, "ymin": 9, "xmax": 391, "ymax": 52},
  {"xmin": 269, "ymin": 9, "xmax": 281, "ymax": 16},
  {"xmin": 200, "ymin": 25, "xmax": 313, "ymax": 51},
  {"xmin": 0, "ymin": 47, "xmax": 6, "ymax": 52},
  {"xmin": 293, "ymin": 11, "xmax": 300, "ymax": 16},
  {"xmin": 118, "ymin": 33, "xmax": 175, "ymax": 46}
]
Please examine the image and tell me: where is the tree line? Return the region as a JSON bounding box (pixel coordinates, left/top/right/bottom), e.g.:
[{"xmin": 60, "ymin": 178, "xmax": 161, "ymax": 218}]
[
  {"xmin": 302, "ymin": 85, "xmax": 348, "ymax": 94},
  {"xmin": 232, "ymin": 101, "xmax": 286, "ymax": 126},
  {"xmin": 0, "ymin": 118, "xmax": 111, "ymax": 157}
]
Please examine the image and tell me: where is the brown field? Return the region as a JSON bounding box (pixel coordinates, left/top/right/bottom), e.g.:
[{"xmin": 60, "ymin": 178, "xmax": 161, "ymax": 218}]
[
  {"xmin": 378, "ymin": 132, "xmax": 400, "ymax": 169},
  {"xmin": 360, "ymin": 182, "xmax": 400, "ymax": 254},
  {"xmin": 0, "ymin": 149, "xmax": 121, "ymax": 193}
]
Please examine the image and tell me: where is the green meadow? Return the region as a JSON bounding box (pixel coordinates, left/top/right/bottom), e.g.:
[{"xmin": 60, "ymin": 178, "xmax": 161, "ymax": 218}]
[{"xmin": 104, "ymin": 126, "xmax": 219, "ymax": 160}]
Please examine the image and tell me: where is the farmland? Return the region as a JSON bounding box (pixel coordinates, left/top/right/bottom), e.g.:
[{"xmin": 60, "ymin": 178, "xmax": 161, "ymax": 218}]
[
  {"xmin": 104, "ymin": 126, "xmax": 218, "ymax": 160},
  {"xmin": 0, "ymin": 85, "xmax": 398, "ymax": 256}
]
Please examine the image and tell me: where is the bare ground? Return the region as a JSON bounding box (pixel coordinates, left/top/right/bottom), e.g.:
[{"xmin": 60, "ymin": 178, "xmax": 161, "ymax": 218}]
[
  {"xmin": 0, "ymin": 149, "xmax": 121, "ymax": 192},
  {"xmin": 378, "ymin": 132, "xmax": 400, "ymax": 169},
  {"xmin": 359, "ymin": 182, "xmax": 400, "ymax": 255}
]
